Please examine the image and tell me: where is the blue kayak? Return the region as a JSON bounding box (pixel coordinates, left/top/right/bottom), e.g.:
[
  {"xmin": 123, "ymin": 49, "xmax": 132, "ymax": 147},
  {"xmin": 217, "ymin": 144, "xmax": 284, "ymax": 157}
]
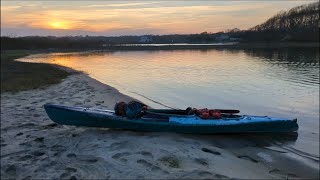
[{"xmin": 44, "ymin": 104, "xmax": 298, "ymax": 134}]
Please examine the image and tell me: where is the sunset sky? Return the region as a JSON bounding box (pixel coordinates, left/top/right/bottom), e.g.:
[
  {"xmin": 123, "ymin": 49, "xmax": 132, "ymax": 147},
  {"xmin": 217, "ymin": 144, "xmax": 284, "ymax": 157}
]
[{"xmin": 1, "ymin": 1, "xmax": 315, "ymax": 36}]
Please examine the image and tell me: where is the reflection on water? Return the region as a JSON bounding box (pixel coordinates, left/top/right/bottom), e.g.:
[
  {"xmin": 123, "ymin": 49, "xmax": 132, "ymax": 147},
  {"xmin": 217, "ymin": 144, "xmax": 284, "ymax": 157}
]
[
  {"xmin": 243, "ymin": 48, "xmax": 319, "ymax": 87},
  {"xmin": 19, "ymin": 47, "xmax": 319, "ymax": 156}
]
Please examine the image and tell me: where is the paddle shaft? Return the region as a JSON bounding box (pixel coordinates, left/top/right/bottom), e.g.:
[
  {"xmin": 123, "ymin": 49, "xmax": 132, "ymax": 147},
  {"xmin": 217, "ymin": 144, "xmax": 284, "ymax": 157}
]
[{"xmin": 213, "ymin": 109, "xmax": 240, "ymax": 114}]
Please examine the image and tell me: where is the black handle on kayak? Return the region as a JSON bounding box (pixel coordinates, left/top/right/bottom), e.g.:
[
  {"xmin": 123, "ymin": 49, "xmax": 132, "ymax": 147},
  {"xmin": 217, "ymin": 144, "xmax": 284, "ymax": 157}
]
[{"xmin": 213, "ymin": 109, "xmax": 240, "ymax": 114}]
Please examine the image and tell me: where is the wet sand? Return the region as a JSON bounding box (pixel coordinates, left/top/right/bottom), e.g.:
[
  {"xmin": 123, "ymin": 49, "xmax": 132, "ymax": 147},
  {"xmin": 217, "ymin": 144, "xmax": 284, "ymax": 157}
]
[{"xmin": 1, "ymin": 72, "xmax": 319, "ymax": 179}]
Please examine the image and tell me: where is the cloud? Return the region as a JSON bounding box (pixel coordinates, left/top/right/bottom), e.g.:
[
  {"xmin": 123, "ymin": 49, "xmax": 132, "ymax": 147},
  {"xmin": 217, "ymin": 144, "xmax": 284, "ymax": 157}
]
[
  {"xmin": 83, "ymin": 2, "xmax": 161, "ymax": 8},
  {"xmin": 1, "ymin": 26, "xmax": 165, "ymax": 37},
  {"xmin": 1, "ymin": 5, "xmax": 21, "ymax": 11}
]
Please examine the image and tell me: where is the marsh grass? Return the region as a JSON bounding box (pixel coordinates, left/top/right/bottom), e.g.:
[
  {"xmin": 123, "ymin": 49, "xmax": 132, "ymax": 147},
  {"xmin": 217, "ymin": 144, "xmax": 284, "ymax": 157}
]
[{"xmin": 1, "ymin": 50, "xmax": 74, "ymax": 93}]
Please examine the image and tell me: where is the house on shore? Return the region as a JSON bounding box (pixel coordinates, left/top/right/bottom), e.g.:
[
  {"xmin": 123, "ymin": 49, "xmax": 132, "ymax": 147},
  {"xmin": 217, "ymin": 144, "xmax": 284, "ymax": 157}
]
[{"xmin": 138, "ymin": 36, "xmax": 153, "ymax": 43}]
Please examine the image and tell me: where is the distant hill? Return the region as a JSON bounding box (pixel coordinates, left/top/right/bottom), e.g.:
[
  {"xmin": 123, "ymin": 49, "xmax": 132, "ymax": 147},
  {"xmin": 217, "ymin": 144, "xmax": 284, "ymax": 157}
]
[{"xmin": 239, "ymin": 2, "xmax": 319, "ymax": 42}]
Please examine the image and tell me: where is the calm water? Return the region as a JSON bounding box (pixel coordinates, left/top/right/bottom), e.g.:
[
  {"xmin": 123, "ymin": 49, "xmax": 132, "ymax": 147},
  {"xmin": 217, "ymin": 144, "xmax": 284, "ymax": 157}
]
[{"xmin": 20, "ymin": 48, "xmax": 319, "ymax": 156}]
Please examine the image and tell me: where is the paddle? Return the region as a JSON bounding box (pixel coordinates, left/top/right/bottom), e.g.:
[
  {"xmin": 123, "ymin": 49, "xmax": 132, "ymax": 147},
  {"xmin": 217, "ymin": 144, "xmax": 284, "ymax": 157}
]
[{"xmin": 144, "ymin": 108, "xmax": 240, "ymax": 116}]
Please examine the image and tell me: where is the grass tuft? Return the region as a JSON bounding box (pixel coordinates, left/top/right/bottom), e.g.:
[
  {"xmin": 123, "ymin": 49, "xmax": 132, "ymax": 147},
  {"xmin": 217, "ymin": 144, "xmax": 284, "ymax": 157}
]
[
  {"xmin": 1, "ymin": 50, "xmax": 74, "ymax": 93},
  {"xmin": 158, "ymin": 156, "xmax": 180, "ymax": 168}
]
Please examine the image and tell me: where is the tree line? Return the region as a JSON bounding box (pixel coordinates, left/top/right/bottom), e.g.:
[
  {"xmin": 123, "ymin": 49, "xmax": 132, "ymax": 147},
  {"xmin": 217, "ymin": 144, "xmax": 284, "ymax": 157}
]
[
  {"xmin": 250, "ymin": 2, "xmax": 318, "ymax": 32},
  {"xmin": 240, "ymin": 1, "xmax": 319, "ymax": 42}
]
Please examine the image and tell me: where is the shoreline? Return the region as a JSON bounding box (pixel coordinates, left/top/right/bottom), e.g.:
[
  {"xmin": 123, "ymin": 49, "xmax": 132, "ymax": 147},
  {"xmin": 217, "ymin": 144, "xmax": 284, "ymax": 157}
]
[
  {"xmin": 102, "ymin": 42, "xmax": 320, "ymax": 50},
  {"xmin": 2, "ymin": 42, "xmax": 319, "ymax": 54},
  {"xmin": 1, "ymin": 52, "xmax": 319, "ymax": 179}
]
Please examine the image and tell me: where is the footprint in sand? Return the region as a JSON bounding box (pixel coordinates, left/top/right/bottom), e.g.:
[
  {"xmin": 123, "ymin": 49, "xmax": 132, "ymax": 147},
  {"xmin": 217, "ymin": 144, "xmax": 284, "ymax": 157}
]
[
  {"xmin": 194, "ymin": 158, "xmax": 209, "ymax": 166},
  {"xmin": 51, "ymin": 144, "xmax": 66, "ymax": 153},
  {"xmin": 135, "ymin": 175, "xmax": 144, "ymax": 179},
  {"xmin": 5, "ymin": 165, "xmax": 17, "ymax": 177},
  {"xmin": 79, "ymin": 157, "xmax": 98, "ymax": 163},
  {"xmin": 137, "ymin": 159, "xmax": 164, "ymax": 172},
  {"xmin": 32, "ymin": 151, "xmax": 45, "ymax": 157},
  {"xmin": 112, "ymin": 152, "xmax": 130, "ymax": 162},
  {"xmin": 182, "ymin": 170, "xmax": 230, "ymax": 179},
  {"xmin": 33, "ymin": 114, "xmax": 40, "ymax": 117},
  {"xmin": 19, "ymin": 142, "xmax": 32, "ymax": 148},
  {"xmin": 137, "ymin": 151, "xmax": 153, "ymax": 158},
  {"xmin": 18, "ymin": 155, "xmax": 33, "ymax": 161},
  {"xmin": 66, "ymin": 167, "xmax": 77, "ymax": 173},
  {"xmin": 198, "ymin": 171, "xmax": 213, "ymax": 176},
  {"xmin": 38, "ymin": 144, "xmax": 46, "ymax": 148},
  {"xmin": 18, "ymin": 123, "xmax": 36, "ymax": 128},
  {"xmin": 15, "ymin": 132, "xmax": 23, "ymax": 137},
  {"xmin": 237, "ymin": 155, "xmax": 259, "ymax": 163},
  {"xmin": 269, "ymin": 168, "xmax": 298, "ymax": 178},
  {"xmin": 137, "ymin": 159, "xmax": 153, "ymax": 167},
  {"xmin": 34, "ymin": 137, "xmax": 44, "ymax": 142},
  {"xmin": 66, "ymin": 153, "xmax": 77, "ymax": 158},
  {"xmin": 108, "ymin": 141, "xmax": 128, "ymax": 150},
  {"xmin": 60, "ymin": 167, "xmax": 78, "ymax": 179},
  {"xmin": 180, "ymin": 170, "xmax": 213, "ymax": 179},
  {"xmin": 201, "ymin": 148, "xmax": 221, "ymax": 155},
  {"xmin": 21, "ymin": 175, "xmax": 32, "ymax": 180},
  {"xmin": 42, "ymin": 123, "xmax": 58, "ymax": 129},
  {"xmin": 214, "ymin": 173, "xmax": 230, "ymax": 179}
]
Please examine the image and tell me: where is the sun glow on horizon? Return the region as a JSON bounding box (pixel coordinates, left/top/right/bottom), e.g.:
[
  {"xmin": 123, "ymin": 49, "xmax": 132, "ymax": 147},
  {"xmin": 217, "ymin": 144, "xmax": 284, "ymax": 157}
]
[{"xmin": 49, "ymin": 21, "xmax": 70, "ymax": 30}]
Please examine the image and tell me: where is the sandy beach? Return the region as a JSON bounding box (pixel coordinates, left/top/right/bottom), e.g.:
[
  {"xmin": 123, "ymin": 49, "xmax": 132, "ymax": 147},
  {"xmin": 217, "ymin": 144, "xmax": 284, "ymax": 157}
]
[{"xmin": 1, "ymin": 71, "xmax": 319, "ymax": 179}]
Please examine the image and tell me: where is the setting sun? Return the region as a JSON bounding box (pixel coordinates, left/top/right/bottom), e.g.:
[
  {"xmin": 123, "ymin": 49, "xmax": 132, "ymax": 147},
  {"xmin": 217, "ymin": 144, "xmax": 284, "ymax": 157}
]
[{"xmin": 49, "ymin": 21, "xmax": 69, "ymax": 30}]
